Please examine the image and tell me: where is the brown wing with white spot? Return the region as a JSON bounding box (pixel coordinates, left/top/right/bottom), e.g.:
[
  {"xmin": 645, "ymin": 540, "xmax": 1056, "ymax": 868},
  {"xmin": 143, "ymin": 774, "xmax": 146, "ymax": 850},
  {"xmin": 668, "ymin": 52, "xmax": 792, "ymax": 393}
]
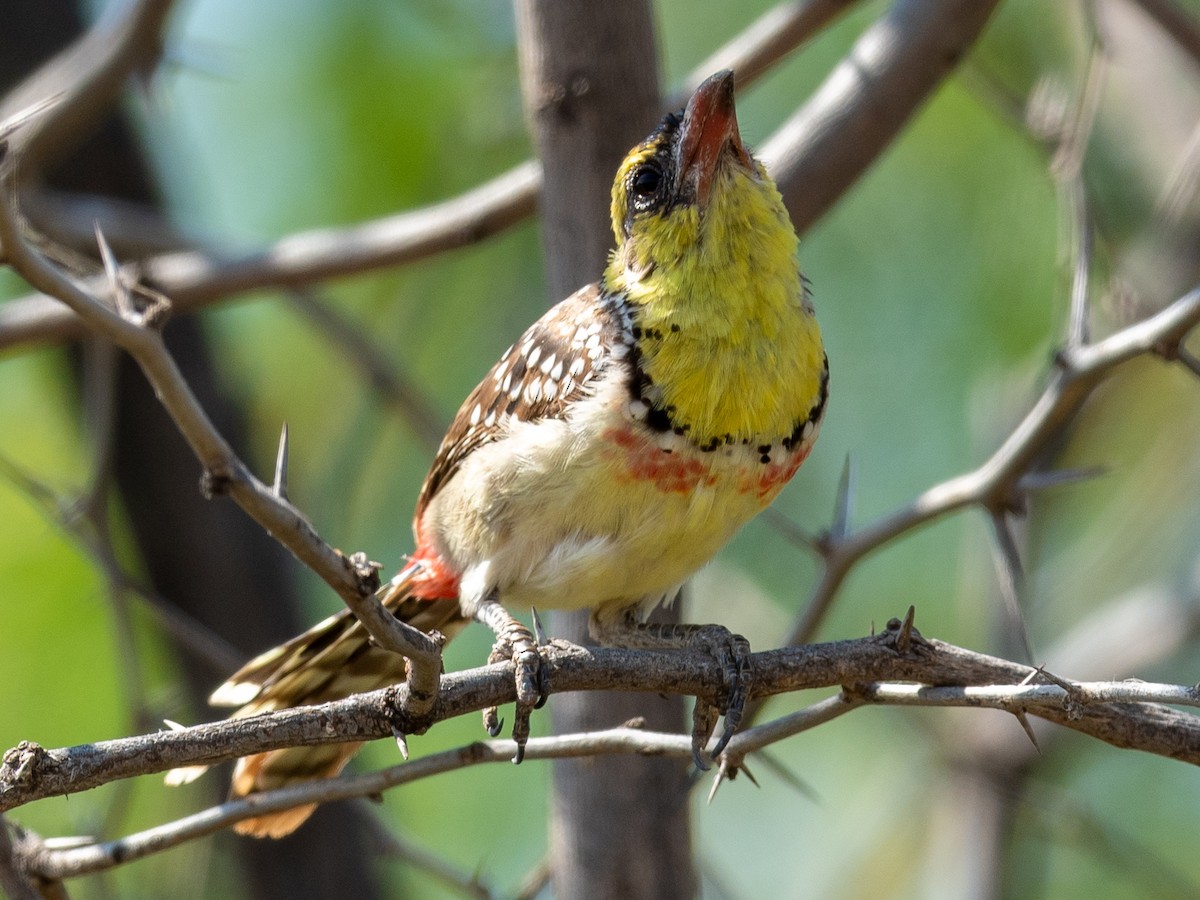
[{"xmin": 415, "ymin": 282, "xmax": 630, "ymax": 519}]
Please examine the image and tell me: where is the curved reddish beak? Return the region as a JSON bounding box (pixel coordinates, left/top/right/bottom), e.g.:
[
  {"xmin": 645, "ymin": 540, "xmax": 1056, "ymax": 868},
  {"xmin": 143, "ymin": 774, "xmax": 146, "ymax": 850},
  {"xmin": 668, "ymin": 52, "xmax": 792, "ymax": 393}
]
[{"xmin": 674, "ymin": 70, "xmax": 754, "ymax": 208}]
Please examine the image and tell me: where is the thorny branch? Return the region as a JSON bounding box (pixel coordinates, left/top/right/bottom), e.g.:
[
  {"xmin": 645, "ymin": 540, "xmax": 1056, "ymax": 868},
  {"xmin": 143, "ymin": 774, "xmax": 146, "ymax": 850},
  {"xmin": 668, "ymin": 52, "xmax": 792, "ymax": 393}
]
[
  {"xmin": 762, "ymin": 0, "xmax": 1001, "ymax": 231},
  {"xmin": 0, "ymin": 0, "xmax": 173, "ymax": 175},
  {"xmin": 4, "ymin": 625, "xmax": 1200, "ymax": 883},
  {"xmin": 0, "ymin": 93, "xmax": 446, "ymax": 730},
  {"xmin": 782, "ymin": 289, "xmax": 1200, "ymax": 647},
  {"xmin": 0, "ymin": 0, "xmax": 990, "ymax": 352}
]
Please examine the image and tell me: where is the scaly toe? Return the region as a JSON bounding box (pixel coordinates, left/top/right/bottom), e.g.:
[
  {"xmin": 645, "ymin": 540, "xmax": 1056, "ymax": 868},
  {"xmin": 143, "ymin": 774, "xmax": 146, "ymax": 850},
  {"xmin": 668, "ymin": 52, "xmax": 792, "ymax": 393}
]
[
  {"xmin": 512, "ymin": 643, "xmax": 541, "ymax": 708},
  {"xmin": 475, "ymin": 603, "xmax": 551, "ymax": 763},
  {"xmin": 509, "ymin": 644, "xmax": 543, "ymax": 762},
  {"xmin": 510, "ymin": 698, "xmax": 535, "ymax": 764},
  {"xmin": 694, "ymin": 626, "xmax": 753, "ymax": 759}
]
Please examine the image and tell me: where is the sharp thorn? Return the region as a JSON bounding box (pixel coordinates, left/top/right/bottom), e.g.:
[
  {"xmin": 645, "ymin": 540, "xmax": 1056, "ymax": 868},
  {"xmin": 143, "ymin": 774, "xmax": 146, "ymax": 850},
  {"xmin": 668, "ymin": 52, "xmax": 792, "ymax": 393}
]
[
  {"xmin": 739, "ymin": 761, "xmax": 759, "ymax": 789},
  {"xmin": 530, "ymin": 606, "xmax": 547, "ymax": 645},
  {"xmin": 94, "ymin": 222, "xmax": 133, "ymax": 316},
  {"xmin": 759, "ymin": 507, "xmax": 818, "ymax": 550},
  {"xmin": 754, "ymin": 749, "xmax": 822, "ymax": 803},
  {"xmin": 273, "ymin": 422, "xmax": 290, "ymax": 500},
  {"xmin": 896, "ymin": 605, "xmax": 917, "ymax": 652},
  {"xmin": 392, "ymin": 727, "xmax": 409, "ymax": 760},
  {"xmin": 831, "ymin": 453, "xmax": 855, "ymax": 540},
  {"xmin": 1015, "ymin": 711, "xmax": 1041, "ymax": 752},
  {"xmin": 706, "ymin": 767, "xmax": 727, "ymax": 804},
  {"xmin": 1034, "ymin": 665, "xmax": 1076, "ymax": 693},
  {"xmin": 988, "ymin": 511, "xmax": 1034, "ymax": 663},
  {"xmin": 1016, "ymin": 466, "xmax": 1108, "ymax": 493}
]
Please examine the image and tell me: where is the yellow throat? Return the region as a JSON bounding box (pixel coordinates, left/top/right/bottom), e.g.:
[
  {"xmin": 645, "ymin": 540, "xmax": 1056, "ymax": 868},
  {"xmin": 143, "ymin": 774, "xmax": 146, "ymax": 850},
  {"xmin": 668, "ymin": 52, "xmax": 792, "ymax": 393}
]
[{"xmin": 602, "ymin": 72, "xmax": 825, "ymax": 449}]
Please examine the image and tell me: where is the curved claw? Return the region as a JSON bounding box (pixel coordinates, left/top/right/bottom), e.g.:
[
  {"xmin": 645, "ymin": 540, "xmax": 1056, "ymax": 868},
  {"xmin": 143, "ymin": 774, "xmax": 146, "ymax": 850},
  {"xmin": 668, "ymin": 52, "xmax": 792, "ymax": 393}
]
[
  {"xmin": 510, "ymin": 700, "xmax": 534, "ymax": 764},
  {"xmin": 711, "ymin": 719, "xmax": 737, "ymax": 758},
  {"xmin": 484, "ymin": 707, "xmax": 504, "ymax": 737},
  {"xmin": 478, "ymin": 607, "xmax": 547, "ymax": 764},
  {"xmin": 694, "ymin": 627, "xmax": 753, "ymax": 760},
  {"xmin": 533, "ymin": 657, "xmax": 551, "ymax": 710},
  {"xmin": 691, "ymin": 701, "xmax": 719, "ymax": 770},
  {"xmin": 508, "ymin": 644, "xmax": 541, "ymax": 764}
]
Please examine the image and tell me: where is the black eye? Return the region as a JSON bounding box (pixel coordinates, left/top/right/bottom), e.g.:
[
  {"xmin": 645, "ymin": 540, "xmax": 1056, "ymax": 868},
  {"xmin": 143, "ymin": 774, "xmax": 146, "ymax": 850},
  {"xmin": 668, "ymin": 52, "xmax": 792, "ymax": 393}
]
[
  {"xmin": 631, "ymin": 165, "xmax": 662, "ymax": 197},
  {"xmin": 628, "ymin": 161, "xmax": 666, "ymax": 213}
]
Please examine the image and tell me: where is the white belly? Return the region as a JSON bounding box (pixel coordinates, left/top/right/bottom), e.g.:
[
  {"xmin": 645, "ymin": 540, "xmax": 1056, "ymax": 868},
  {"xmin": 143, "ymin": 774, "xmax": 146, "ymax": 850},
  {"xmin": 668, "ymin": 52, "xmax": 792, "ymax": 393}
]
[{"xmin": 420, "ymin": 373, "xmax": 814, "ymax": 619}]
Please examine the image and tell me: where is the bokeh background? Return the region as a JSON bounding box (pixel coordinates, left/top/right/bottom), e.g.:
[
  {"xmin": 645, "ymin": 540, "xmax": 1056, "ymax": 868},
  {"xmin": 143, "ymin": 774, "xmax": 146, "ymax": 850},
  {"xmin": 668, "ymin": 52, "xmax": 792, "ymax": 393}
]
[{"xmin": 3, "ymin": 0, "xmax": 1200, "ymax": 897}]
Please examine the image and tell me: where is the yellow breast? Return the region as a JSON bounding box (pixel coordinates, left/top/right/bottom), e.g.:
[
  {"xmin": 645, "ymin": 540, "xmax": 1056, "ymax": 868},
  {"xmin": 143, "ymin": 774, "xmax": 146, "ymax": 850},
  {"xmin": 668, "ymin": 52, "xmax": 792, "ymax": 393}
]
[{"xmin": 606, "ymin": 160, "xmax": 825, "ymax": 448}]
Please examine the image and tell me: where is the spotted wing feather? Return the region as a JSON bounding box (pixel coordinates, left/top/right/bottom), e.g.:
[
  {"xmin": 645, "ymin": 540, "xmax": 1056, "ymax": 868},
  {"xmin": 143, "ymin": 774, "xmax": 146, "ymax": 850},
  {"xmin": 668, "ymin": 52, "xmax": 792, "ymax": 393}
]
[{"xmin": 415, "ymin": 282, "xmax": 627, "ymax": 517}]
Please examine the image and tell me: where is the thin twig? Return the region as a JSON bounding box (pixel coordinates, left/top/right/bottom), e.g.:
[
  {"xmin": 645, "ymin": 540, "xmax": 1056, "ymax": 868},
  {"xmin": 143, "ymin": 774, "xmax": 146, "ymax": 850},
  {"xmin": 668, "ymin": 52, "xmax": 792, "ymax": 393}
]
[
  {"xmin": 284, "ymin": 289, "xmax": 446, "ymax": 452},
  {"xmin": 1129, "ymin": 0, "xmax": 1200, "ymax": 68},
  {"xmin": 511, "ymin": 857, "xmax": 551, "ymax": 900},
  {"xmin": 674, "ymin": 0, "xmax": 862, "ymax": 102},
  {"xmin": 0, "ymin": 817, "xmax": 63, "ymax": 900},
  {"xmin": 1065, "ymin": 175, "xmax": 1094, "ymax": 347},
  {"xmin": 0, "ymin": 0, "xmax": 996, "ymax": 352},
  {"xmin": 0, "ymin": 129, "xmax": 444, "ymax": 712},
  {"xmin": 1054, "ymin": 24, "xmax": 1108, "ymax": 347},
  {"xmin": 763, "ymin": 0, "xmax": 1002, "ymax": 233},
  {"xmin": 0, "ymin": 0, "xmax": 174, "ymax": 174},
  {"xmin": 1050, "ymin": 18, "xmax": 1108, "ymax": 182},
  {"xmin": 0, "ymin": 160, "xmax": 541, "ymax": 351},
  {"xmin": 783, "ymin": 286, "xmax": 1200, "ymax": 646}
]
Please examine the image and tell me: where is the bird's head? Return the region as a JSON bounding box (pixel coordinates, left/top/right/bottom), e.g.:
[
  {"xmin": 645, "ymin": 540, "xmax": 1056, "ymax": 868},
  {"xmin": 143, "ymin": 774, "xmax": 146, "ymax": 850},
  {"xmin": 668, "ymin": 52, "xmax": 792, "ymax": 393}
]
[{"xmin": 604, "ymin": 69, "xmax": 799, "ymax": 307}]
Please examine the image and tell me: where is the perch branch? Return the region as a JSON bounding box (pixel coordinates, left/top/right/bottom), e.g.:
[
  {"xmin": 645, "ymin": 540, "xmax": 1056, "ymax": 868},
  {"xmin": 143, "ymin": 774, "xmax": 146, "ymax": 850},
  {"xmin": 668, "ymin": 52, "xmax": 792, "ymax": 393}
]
[{"xmin": 5, "ymin": 624, "xmax": 1200, "ymax": 881}]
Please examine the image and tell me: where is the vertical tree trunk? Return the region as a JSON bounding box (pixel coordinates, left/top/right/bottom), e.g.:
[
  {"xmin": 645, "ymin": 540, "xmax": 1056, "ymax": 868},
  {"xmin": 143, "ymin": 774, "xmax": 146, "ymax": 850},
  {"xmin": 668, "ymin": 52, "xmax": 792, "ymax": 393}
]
[{"xmin": 514, "ymin": 2, "xmax": 699, "ymax": 896}]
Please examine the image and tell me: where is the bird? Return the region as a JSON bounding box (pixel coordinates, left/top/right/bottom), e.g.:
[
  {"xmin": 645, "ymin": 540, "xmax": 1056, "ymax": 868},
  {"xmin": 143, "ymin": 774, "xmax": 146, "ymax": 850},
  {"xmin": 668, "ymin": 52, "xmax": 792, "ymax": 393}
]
[{"xmin": 179, "ymin": 70, "xmax": 828, "ymax": 838}]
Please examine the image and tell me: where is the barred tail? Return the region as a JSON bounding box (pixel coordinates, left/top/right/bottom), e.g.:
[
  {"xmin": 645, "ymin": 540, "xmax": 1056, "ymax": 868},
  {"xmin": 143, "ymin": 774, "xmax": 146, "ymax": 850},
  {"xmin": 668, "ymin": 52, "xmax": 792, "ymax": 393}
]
[{"xmin": 167, "ymin": 562, "xmax": 466, "ymax": 838}]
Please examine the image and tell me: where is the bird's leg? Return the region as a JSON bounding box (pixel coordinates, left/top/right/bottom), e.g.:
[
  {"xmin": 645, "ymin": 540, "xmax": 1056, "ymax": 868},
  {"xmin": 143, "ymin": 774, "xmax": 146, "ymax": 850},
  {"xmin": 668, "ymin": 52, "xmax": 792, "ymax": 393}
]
[
  {"xmin": 475, "ymin": 597, "xmax": 548, "ymax": 763},
  {"xmin": 591, "ymin": 612, "xmax": 753, "ymax": 769}
]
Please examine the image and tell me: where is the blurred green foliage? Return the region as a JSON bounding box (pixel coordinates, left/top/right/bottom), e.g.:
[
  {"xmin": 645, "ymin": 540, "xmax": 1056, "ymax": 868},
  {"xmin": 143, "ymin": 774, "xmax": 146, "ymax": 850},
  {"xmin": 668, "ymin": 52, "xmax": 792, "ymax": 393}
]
[{"xmin": 3, "ymin": 0, "xmax": 1200, "ymax": 897}]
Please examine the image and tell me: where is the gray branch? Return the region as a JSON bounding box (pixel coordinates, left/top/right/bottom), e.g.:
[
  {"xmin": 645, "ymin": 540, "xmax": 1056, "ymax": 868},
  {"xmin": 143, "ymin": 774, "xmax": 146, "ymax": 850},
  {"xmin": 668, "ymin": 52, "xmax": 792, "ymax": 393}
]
[
  {"xmin": 763, "ymin": 0, "xmax": 1002, "ymax": 232},
  {"xmin": 6, "ymin": 626, "xmax": 1200, "ymax": 816},
  {"xmin": 3, "ymin": 625, "xmax": 1200, "ymax": 883},
  {"xmin": 0, "ymin": 0, "xmax": 1000, "ymax": 352}
]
